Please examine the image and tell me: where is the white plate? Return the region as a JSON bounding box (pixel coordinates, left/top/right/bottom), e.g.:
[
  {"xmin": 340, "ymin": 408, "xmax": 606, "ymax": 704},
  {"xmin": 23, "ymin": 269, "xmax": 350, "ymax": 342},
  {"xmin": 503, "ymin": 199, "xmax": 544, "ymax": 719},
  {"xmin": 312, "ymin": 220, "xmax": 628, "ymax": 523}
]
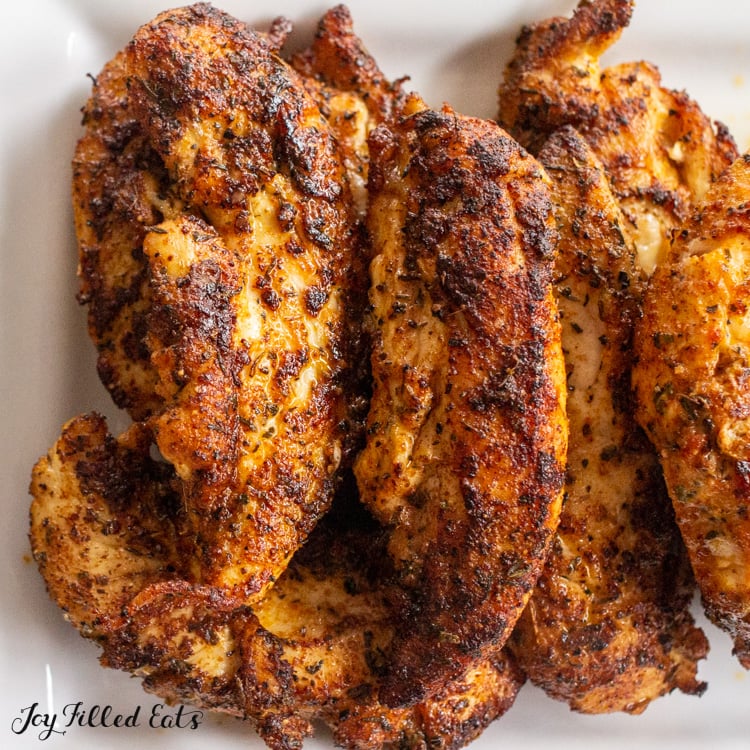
[{"xmin": 2, "ymin": 1, "xmax": 750, "ymax": 748}]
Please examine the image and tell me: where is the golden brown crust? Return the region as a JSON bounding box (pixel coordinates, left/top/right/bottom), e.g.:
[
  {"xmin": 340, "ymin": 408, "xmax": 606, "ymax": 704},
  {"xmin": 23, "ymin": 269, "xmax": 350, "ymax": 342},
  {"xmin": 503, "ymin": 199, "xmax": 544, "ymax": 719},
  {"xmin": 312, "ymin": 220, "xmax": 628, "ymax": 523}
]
[
  {"xmin": 71, "ymin": 3, "xmax": 368, "ymax": 603},
  {"xmin": 289, "ymin": 4, "xmax": 406, "ymax": 220},
  {"xmin": 497, "ymin": 0, "xmax": 636, "ymax": 154},
  {"xmin": 30, "ymin": 422, "xmax": 524, "ymax": 749},
  {"xmin": 510, "ymin": 127, "xmax": 707, "ymax": 713},
  {"xmin": 633, "ymin": 153, "xmax": 750, "ymax": 668},
  {"xmin": 290, "ymin": 4, "xmax": 404, "ymax": 125},
  {"xmin": 355, "ymin": 97, "xmax": 567, "ymax": 707},
  {"xmin": 73, "ymin": 49, "xmax": 181, "ymax": 418},
  {"xmin": 497, "ymin": 0, "xmax": 737, "ymax": 274},
  {"xmin": 29, "ymin": 413, "xmax": 182, "ymax": 636},
  {"xmin": 246, "ymin": 498, "xmax": 526, "ymax": 750}
]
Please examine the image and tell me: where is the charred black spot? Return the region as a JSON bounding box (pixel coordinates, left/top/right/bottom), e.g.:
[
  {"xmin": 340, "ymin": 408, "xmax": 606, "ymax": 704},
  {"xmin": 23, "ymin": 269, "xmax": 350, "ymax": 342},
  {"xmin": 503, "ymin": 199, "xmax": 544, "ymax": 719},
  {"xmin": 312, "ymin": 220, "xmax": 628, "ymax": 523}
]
[
  {"xmin": 261, "ymin": 288, "xmax": 281, "ymax": 311},
  {"xmin": 304, "ymin": 285, "xmax": 328, "ymax": 316}
]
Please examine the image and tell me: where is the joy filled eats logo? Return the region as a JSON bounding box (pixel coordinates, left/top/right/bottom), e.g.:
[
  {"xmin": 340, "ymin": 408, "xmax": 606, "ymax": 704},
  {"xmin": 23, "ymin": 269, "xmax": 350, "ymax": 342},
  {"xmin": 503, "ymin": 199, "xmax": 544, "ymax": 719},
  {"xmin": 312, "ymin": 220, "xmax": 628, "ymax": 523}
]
[{"xmin": 11, "ymin": 701, "xmax": 204, "ymax": 741}]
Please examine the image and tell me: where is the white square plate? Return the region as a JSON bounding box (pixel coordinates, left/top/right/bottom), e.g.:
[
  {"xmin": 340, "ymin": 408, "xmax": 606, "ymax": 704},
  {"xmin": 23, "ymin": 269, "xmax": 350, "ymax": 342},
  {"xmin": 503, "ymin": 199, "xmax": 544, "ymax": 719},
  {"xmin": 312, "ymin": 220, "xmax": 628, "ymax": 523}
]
[{"xmin": 2, "ymin": 1, "xmax": 749, "ymax": 748}]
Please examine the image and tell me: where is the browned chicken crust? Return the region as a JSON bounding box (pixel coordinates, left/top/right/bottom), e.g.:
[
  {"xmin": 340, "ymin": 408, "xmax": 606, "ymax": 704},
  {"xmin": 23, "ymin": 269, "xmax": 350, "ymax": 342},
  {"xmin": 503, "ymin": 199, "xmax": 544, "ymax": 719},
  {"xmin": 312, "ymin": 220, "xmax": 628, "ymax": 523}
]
[
  {"xmin": 633, "ymin": 153, "xmax": 750, "ymax": 668},
  {"xmin": 497, "ymin": 0, "xmax": 737, "ymax": 275},
  {"xmin": 289, "ymin": 4, "xmax": 407, "ymax": 218},
  {"xmin": 30, "ymin": 414, "xmax": 182, "ymax": 638},
  {"xmin": 30, "ymin": 413, "xmax": 525, "ymax": 750},
  {"xmin": 509, "ymin": 126, "xmax": 707, "ymax": 713},
  {"xmin": 355, "ymin": 96, "xmax": 567, "ymax": 707},
  {"xmin": 291, "ymin": 4, "xmax": 405, "ymax": 127},
  {"xmin": 71, "ymin": 3, "xmax": 368, "ymax": 603},
  {"xmin": 73, "ymin": 46, "xmax": 179, "ymax": 419}
]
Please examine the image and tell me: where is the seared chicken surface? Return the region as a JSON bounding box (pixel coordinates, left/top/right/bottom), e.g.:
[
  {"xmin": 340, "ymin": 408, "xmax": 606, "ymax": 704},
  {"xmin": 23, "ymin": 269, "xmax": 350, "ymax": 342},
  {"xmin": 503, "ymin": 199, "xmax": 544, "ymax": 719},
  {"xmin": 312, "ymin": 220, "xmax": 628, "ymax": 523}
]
[
  {"xmin": 497, "ymin": 0, "xmax": 737, "ymax": 274},
  {"xmin": 355, "ymin": 96, "xmax": 567, "ymax": 707},
  {"xmin": 71, "ymin": 3, "xmax": 368, "ymax": 603},
  {"xmin": 30, "ymin": 417, "xmax": 525, "ymax": 750},
  {"xmin": 510, "ymin": 126, "xmax": 707, "ymax": 713},
  {"xmin": 290, "ymin": 4, "xmax": 406, "ymax": 217},
  {"xmin": 249, "ymin": 495, "xmax": 525, "ymax": 750},
  {"xmin": 30, "ymin": 413, "xmax": 182, "ymax": 637},
  {"xmin": 72, "ymin": 46, "xmax": 180, "ymax": 420},
  {"xmin": 633, "ymin": 153, "xmax": 750, "ymax": 668}
]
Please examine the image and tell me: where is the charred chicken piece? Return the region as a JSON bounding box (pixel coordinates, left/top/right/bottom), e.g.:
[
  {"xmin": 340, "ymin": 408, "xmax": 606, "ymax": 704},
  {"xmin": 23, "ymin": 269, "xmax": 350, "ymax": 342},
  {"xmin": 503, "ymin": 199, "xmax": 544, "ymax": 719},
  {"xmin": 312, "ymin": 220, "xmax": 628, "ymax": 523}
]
[
  {"xmin": 290, "ymin": 3, "xmax": 406, "ymax": 217},
  {"xmin": 497, "ymin": 0, "xmax": 737, "ymax": 275},
  {"xmin": 634, "ymin": 152, "xmax": 750, "ymax": 668},
  {"xmin": 510, "ymin": 126, "xmax": 707, "ymax": 713},
  {"xmin": 355, "ymin": 95, "xmax": 568, "ymax": 707},
  {"xmin": 71, "ymin": 3, "xmax": 367, "ymax": 603},
  {"xmin": 30, "ymin": 413, "xmax": 182, "ymax": 637}
]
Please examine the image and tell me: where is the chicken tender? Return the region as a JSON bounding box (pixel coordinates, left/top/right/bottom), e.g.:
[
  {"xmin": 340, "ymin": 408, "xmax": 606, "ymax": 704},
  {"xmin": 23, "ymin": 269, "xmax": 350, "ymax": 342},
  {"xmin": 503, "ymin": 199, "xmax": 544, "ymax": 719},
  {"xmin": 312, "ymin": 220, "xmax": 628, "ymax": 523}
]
[
  {"xmin": 510, "ymin": 127, "xmax": 707, "ymax": 713},
  {"xmin": 29, "ymin": 413, "xmax": 181, "ymax": 637},
  {"xmin": 290, "ymin": 4, "xmax": 406, "ymax": 217},
  {"xmin": 71, "ymin": 3, "xmax": 367, "ymax": 603},
  {"xmin": 30, "ymin": 421, "xmax": 525, "ymax": 750},
  {"xmin": 497, "ymin": 0, "xmax": 737, "ymax": 274},
  {"xmin": 633, "ymin": 153, "xmax": 750, "ymax": 668},
  {"xmin": 355, "ymin": 96, "xmax": 567, "ymax": 707}
]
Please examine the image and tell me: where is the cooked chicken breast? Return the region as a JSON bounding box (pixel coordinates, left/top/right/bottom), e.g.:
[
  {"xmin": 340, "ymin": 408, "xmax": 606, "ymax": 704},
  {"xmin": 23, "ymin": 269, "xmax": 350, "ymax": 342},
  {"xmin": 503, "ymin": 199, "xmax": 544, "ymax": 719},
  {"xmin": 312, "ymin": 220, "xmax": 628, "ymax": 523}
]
[
  {"xmin": 70, "ymin": 3, "xmax": 367, "ymax": 603},
  {"xmin": 248, "ymin": 496, "xmax": 526, "ymax": 750},
  {"xmin": 497, "ymin": 0, "xmax": 737, "ymax": 275},
  {"xmin": 30, "ymin": 417, "xmax": 525, "ymax": 750},
  {"xmin": 509, "ymin": 126, "xmax": 707, "ymax": 713},
  {"xmin": 633, "ymin": 152, "xmax": 750, "ymax": 668},
  {"xmin": 290, "ymin": 4, "xmax": 406, "ymax": 217},
  {"xmin": 354, "ymin": 95, "xmax": 568, "ymax": 707},
  {"xmin": 30, "ymin": 413, "xmax": 182, "ymax": 637}
]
